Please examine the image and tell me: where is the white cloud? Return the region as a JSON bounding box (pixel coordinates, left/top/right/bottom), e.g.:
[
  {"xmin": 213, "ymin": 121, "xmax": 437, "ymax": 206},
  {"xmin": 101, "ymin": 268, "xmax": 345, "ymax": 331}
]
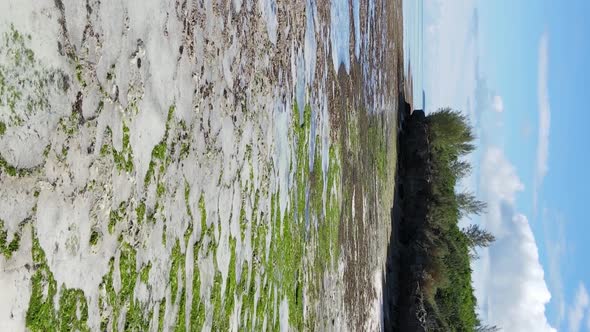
[
  {"xmin": 534, "ymin": 32, "xmax": 551, "ymax": 210},
  {"xmin": 481, "ymin": 147, "xmax": 524, "ymax": 207},
  {"xmin": 568, "ymin": 283, "xmax": 589, "ymax": 332},
  {"xmin": 423, "ymin": 0, "xmax": 477, "ymax": 114},
  {"xmin": 475, "ymin": 147, "xmax": 556, "ymax": 332},
  {"xmin": 543, "ymin": 211, "xmax": 566, "ymax": 325},
  {"xmin": 425, "ymin": 4, "xmax": 555, "ymax": 332},
  {"xmin": 492, "ymin": 95, "xmax": 504, "ymax": 113}
]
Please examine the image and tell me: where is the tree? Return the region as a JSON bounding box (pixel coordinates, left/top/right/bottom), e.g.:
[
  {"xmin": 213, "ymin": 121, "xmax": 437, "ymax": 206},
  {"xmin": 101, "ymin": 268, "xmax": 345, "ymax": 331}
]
[
  {"xmin": 457, "ymin": 192, "xmax": 487, "ymax": 218},
  {"xmin": 475, "ymin": 324, "xmax": 501, "ymax": 332},
  {"xmin": 451, "ymin": 159, "xmax": 472, "ymax": 179},
  {"xmin": 427, "ymin": 108, "xmax": 476, "ymax": 158},
  {"xmin": 475, "ymin": 314, "xmax": 501, "ymax": 331},
  {"xmin": 462, "ymin": 224, "xmax": 496, "ymax": 259}
]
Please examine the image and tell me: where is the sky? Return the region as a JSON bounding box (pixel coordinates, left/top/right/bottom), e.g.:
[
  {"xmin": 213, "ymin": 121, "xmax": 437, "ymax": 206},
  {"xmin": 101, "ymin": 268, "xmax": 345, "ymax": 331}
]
[{"xmin": 422, "ymin": 0, "xmax": 590, "ymax": 331}]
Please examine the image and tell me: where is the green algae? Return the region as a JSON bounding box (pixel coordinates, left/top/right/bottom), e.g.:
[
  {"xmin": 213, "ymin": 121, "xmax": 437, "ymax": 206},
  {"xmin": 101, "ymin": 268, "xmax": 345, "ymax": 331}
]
[{"xmin": 26, "ymin": 231, "xmax": 90, "ymax": 332}]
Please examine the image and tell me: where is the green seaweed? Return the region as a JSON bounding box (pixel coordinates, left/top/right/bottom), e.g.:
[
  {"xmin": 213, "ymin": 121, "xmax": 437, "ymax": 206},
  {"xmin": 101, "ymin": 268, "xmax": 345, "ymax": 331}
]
[
  {"xmin": 169, "ymin": 239, "xmax": 182, "ymax": 303},
  {"xmin": 0, "ymin": 220, "xmax": 22, "ymax": 258},
  {"xmin": 113, "ymin": 123, "xmax": 134, "ymax": 173},
  {"xmin": 26, "ymin": 231, "xmax": 90, "ymax": 332},
  {"xmin": 58, "ymin": 288, "xmax": 90, "ymax": 332},
  {"xmin": 174, "ymin": 287, "xmax": 187, "ymax": 332},
  {"xmin": 108, "ymin": 201, "xmax": 127, "ymax": 234},
  {"xmin": 158, "ymin": 300, "xmax": 166, "ymax": 332},
  {"xmin": 125, "ymin": 299, "xmax": 151, "ymax": 331},
  {"xmin": 97, "ymin": 242, "xmax": 147, "ymax": 330},
  {"xmin": 140, "ymin": 262, "xmax": 152, "ymax": 284},
  {"xmin": 89, "ymin": 230, "xmax": 99, "ymax": 246},
  {"xmin": 136, "ymin": 201, "xmax": 146, "ymax": 223},
  {"xmin": 189, "ymin": 250, "xmax": 205, "ymax": 331}
]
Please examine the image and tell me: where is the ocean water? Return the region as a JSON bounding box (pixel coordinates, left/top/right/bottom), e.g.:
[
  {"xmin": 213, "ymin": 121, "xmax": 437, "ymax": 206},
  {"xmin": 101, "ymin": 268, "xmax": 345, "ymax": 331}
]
[{"xmin": 403, "ymin": 0, "xmax": 424, "ymax": 110}]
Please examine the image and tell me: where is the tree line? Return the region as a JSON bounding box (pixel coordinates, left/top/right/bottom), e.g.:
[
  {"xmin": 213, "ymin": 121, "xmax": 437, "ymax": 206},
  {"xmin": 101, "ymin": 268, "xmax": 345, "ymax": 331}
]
[{"xmin": 421, "ymin": 108, "xmax": 498, "ymax": 331}]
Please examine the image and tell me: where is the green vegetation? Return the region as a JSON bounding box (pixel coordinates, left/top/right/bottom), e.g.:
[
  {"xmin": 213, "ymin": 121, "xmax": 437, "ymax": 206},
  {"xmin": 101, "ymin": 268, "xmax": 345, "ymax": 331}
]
[
  {"xmin": 136, "ymin": 201, "xmax": 146, "ymax": 223},
  {"xmin": 190, "ymin": 248, "xmax": 206, "ymax": 330},
  {"xmin": 108, "ymin": 201, "xmax": 127, "ymax": 234},
  {"xmin": 415, "ymin": 108, "xmax": 495, "ymax": 331},
  {"xmin": 113, "ymin": 123, "xmax": 134, "ymax": 173},
  {"xmin": 98, "ymin": 242, "xmax": 152, "ymax": 331},
  {"xmin": 174, "ymin": 287, "xmax": 187, "ymax": 332},
  {"xmin": 0, "ymin": 220, "xmax": 21, "ymax": 258},
  {"xmin": 463, "ymin": 224, "xmax": 496, "ymax": 260},
  {"xmin": 316, "ymin": 145, "xmax": 341, "ymax": 268},
  {"xmin": 0, "ymin": 26, "xmax": 70, "ymax": 190},
  {"xmin": 0, "ymin": 25, "xmax": 56, "ymax": 127},
  {"xmin": 75, "ymin": 63, "xmax": 85, "ymax": 88},
  {"xmin": 169, "ymin": 240, "xmax": 182, "ymax": 303},
  {"xmin": 0, "ymin": 154, "xmax": 18, "ymax": 176},
  {"xmin": 158, "ymin": 300, "xmax": 166, "ymax": 332},
  {"xmin": 89, "ymin": 229, "xmax": 99, "ymax": 246},
  {"xmin": 26, "ymin": 231, "xmax": 90, "ymax": 332},
  {"xmin": 368, "ymin": 123, "xmax": 388, "ymax": 181},
  {"xmin": 0, "ymin": 152, "xmax": 39, "ymax": 177},
  {"xmin": 58, "ymin": 110, "xmax": 80, "ymax": 137},
  {"xmin": 58, "ymin": 289, "xmax": 90, "ymax": 332},
  {"xmin": 140, "ymin": 261, "xmax": 151, "ymax": 284},
  {"xmin": 0, "ymin": 141, "xmax": 46, "ymax": 176},
  {"xmin": 292, "ymin": 102, "xmax": 341, "ymax": 273},
  {"xmin": 145, "ymin": 105, "xmax": 175, "ymax": 187},
  {"xmin": 170, "ymin": 238, "xmax": 188, "ymax": 332},
  {"xmin": 233, "ymin": 101, "xmax": 344, "ymax": 330},
  {"xmin": 15, "ymin": 91, "xmax": 348, "ymax": 332}
]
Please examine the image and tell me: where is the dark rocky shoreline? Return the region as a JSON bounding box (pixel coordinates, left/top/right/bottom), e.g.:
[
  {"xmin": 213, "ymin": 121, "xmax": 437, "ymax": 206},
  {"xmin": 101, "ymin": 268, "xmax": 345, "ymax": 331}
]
[{"xmin": 383, "ymin": 99, "xmax": 434, "ymax": 332}]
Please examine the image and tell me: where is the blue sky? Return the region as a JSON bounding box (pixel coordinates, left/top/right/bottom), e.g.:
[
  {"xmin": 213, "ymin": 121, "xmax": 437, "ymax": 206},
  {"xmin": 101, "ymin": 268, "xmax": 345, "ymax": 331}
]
[{"xmin": 422, "ymin": 0, "xmax": 590, "ymax": 331}]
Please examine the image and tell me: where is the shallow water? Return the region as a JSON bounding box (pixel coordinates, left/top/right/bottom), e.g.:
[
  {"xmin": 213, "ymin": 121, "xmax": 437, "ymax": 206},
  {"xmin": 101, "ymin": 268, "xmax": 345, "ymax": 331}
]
[{"xmin": 330, "ymin": 0, "xmax": 351, "ymax": 73}]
